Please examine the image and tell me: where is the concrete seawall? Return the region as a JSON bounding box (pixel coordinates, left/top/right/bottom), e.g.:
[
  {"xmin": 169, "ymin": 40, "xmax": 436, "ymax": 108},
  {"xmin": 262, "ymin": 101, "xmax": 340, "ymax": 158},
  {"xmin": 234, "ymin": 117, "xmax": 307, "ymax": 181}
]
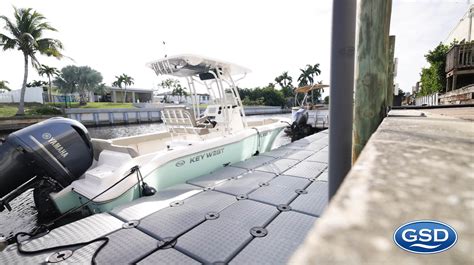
[
  {"xmin": 290, "ymin": 108, "xmax": 474, "ymax": 265},
  {"xmin": 65, "ymin": 108, "xmax": 162, "ymax": 126},
  {"xmin": 0, "ymin": 115, "xmax": 61, "ymax": 132},
  {"xmin": 65, "ymin": 106, "xmax": 290, "ymax": 126},
  {"xmin": 0, "ymin": 106, "xmax": 290, "ymax": 132}
]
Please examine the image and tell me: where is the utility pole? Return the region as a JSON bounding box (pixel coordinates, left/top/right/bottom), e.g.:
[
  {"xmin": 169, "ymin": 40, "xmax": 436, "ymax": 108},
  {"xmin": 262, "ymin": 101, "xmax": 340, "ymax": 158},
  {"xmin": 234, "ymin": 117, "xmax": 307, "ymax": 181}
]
[
  {"xmin": 328, "ymin": 0, "xmax": 357, "ymax": 199},
  {"xmin": 352, "ymin": 0, "xmax": 393, "ymax": 162}
]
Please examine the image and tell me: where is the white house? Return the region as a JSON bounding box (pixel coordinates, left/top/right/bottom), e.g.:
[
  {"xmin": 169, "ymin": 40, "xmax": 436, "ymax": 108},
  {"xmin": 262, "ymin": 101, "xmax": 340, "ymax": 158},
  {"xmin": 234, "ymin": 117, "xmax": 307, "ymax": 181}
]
[
  {"xmin": 0, "ymin": 86, "xmax": 44, "ymax": 103},
  {"xmin": 445, "ymin": 4, "xmax": 474, "ymax": 44},
  {"xmin": 110, "ymin": 87, "xmax": 153, "ymax": 103}
]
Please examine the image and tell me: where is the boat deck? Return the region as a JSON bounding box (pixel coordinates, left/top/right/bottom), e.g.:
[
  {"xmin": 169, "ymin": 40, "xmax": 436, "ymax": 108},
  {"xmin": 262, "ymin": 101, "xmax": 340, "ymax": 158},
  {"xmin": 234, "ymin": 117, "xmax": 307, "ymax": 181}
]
[{"xmin": 1, "ymin": 131, "xmax": 329, "ymax": 264}]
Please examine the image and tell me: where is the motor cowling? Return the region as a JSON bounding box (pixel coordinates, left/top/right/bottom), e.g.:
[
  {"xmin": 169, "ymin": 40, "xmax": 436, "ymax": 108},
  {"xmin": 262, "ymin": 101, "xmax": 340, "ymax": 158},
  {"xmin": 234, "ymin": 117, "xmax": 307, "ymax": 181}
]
[
  {"xmin": 288, "ymin": 110, "xmax": 311, "ymax": 142},
  {"xmin": 0, "ymin": 117, "xmax": 93, "ymax": 211}
]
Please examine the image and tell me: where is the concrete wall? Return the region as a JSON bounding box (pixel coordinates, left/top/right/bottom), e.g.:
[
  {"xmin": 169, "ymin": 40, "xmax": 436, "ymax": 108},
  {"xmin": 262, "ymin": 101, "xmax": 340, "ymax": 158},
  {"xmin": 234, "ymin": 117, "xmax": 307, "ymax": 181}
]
[
  {"xmin": 0, "ymin": 116, "xmax": 57, "ymax": 131},
  {"xmin": 0, "ymin": 87, "xmax": 44, "ymax": 103},
  {"xmin": 290, "ymin": 108, "xmax": 473, "ymax": 265},
  {"xmin": 196, "ymin": 105, "xmax": 290, "ymax": 116},
  {"xmin": 64, "ymin": 106, "xmax": 290, "ymax": 126},
  {"xmin": 242, "ymin": 106, "xmax": 290, "ymax": 115},
  {"xmin": 65, "ymin": 108, "xmax": 162, "ymax": 126},
  {"xmin": 439, "ymin": 85, "xmax": 474, "ymax": 105}
]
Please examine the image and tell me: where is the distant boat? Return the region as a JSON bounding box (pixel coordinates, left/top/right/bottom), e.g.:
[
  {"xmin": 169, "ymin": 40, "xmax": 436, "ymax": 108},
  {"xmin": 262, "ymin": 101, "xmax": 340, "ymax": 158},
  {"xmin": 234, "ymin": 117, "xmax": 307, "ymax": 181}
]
[{"xmin": 285, "ymin": 84, "xmax": 329, "ymax": 141}]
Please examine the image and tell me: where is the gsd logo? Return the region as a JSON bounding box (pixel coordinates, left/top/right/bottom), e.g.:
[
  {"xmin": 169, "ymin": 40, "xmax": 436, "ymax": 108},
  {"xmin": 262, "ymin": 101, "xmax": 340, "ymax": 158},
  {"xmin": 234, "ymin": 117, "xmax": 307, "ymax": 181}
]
[{"xmin": 393, "ymin": 220, "xmax": 457, "ymax": 254}]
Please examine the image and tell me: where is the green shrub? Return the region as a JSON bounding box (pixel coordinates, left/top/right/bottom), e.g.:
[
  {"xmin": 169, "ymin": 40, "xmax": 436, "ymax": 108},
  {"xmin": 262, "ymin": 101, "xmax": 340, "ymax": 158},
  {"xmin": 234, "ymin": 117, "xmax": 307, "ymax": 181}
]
[{"xmin": 28, "ymin": 105, "xmax": 63, "ymax": 115}]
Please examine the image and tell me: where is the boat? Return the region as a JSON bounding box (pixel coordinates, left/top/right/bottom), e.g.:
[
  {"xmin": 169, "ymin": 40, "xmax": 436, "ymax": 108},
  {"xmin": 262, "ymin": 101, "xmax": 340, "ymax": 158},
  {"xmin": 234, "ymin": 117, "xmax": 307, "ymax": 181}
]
[
  {"xmin": 0, "ymin": 55, "xmax": 288, "ymax": 219},
  {"xmin": 285, "ymin": 84, "xmax": 330, "ymax": 141}
]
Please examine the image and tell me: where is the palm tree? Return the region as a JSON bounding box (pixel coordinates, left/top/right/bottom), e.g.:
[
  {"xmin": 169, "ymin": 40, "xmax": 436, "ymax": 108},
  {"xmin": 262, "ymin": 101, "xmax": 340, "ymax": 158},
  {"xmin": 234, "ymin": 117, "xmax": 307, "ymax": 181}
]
[
  {"xmin": 94, "ymin": 83, "xmax": 109, "ymax": 101},
  {"xmin": 112, "ymin": 75, "xmax": 124, "ymax": 102},
  {"xmin": 171, "ymin": 85, "xmax": 187, "ymax": 103},
  {"xmin": 297, "ymin": 65, "xmax": 314, "ymax": 87},
  {"xmin": 121, "ymin": 74, "xmax": 134, "ymax": 103},
  {"xmin": 0, "ymin": 80, "xmax": 10, "ymax": 93},
  {"xmin": 297, "ymin": 64, "xmax": 322, "ymax": 86},
  {"xmin": 275, "ymin": 71, "xmax": 292, "ymax": 88},
  {"xmin": 26, "ymin": 80, "xmax": 47, "ymax": 87},
  {"xmin": 275, "ymin": 71, "xmax": 293, "ymax": 98},
  {"xmin": 311, "ymin": 63, "xmax": 321, "ymax": 77},
  {"xmin": 0, "ymin": 7, "xmax": 64, "ymax": 115},
  {"xmin": 38, "ymin": 64, "xmax": 60, "ymax": 102},
  {"xmin": 297, "ymin": 64, "xmax": 323, "ymax": 103}
]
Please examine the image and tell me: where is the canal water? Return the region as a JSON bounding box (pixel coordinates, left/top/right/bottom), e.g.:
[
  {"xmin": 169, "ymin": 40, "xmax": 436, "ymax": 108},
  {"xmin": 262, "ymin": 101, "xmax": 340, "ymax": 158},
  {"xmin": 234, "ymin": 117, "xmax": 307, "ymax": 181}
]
[{"xmin": 0, "ymin": 114, "xmax": 291, "ymax": 240}]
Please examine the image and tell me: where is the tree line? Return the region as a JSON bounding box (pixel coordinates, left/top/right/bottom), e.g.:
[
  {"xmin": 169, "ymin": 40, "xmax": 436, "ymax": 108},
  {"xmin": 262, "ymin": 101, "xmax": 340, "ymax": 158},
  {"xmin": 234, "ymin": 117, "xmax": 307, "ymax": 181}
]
[
  {"xmin": 158, "ymin": 64, "xmax": 325, "ymax": 107},
  {"xmin": 1, "ymin": 6, "xmax": 325, "ymax": 113},
  {"xmin": 239, "ymin": 63, "xmax": 324, "ymax": 107}
]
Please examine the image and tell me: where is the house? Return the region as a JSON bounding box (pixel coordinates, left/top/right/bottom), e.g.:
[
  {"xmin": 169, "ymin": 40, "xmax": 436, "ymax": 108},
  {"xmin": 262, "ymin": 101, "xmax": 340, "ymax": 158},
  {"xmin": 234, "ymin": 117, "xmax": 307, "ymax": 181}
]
[
  {"xmin": 109, "ymin": 87, "xmax": 153, "ymax": 103},
  {"xmin": 443, "ymin": 5, "xmax": 474, "ymax": 93},
  {"xmin": 0, "ymin": 86, "xmax": 44, "ymax": 103},
  {"xmin": 445, "ymin": 43, "xmax": 474, "ymax": 92}
]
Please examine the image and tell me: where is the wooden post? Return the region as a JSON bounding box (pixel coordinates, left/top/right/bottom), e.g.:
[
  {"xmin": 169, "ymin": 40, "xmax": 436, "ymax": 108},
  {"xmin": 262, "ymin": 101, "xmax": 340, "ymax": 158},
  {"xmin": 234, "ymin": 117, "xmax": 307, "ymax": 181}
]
[
  {"xmin": 387, "ymin": 36, "xmax": 396, "ymax": 106},
  {"xmin": 352, "ymin": 0, "xmax": 392, "ymax": 161}
]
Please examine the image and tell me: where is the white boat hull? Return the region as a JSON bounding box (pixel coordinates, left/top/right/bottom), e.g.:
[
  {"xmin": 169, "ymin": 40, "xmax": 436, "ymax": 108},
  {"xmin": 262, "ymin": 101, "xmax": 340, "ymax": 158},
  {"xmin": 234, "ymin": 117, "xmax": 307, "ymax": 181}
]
[{"xmin": 53, "ymin": 124, "xmax": 285, "ymax": 213}]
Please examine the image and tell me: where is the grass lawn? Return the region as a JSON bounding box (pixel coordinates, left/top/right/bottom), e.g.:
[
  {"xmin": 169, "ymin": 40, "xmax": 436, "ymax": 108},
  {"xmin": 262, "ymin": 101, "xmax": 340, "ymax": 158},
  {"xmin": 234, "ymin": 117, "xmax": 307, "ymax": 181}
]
[
  {"xmin": 49, "ymin": 102, "xmax": 135, "ymax": 109},
  {"xmin": 0, "ymin": 103, "xmax": 63, "ymax": 117},
  {"xmin": 79, "ymin": 102, "xmax": 135, "ymax": 109},
  {"xmin": 0, "ymin": 104, "xmax": 18, "ymax": 117},
  {"xmin": 0, "ymin": 102, "xmax": 136, "ymax": 117}
]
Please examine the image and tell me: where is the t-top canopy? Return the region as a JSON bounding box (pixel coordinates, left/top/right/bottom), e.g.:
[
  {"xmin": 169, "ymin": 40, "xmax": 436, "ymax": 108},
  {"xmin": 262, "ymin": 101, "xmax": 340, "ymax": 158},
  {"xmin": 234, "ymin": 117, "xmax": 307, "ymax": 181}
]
[
  {"xmin": 146, "ymin": 54, "xmax": 251, "ymax": 77},
  {"xmin": 294, "ymin": 84, "xmax": 330, "ymax": 94}
]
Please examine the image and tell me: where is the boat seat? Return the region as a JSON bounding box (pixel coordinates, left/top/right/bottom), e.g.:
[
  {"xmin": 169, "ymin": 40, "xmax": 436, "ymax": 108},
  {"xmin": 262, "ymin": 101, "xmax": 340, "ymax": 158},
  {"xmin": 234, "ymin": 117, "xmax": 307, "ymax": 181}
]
[
  {"xmin": 161, "ymin": 107, "xmax": 210, "ymax": 136},
  {"xmin": 85, "ymin": 150, "xmax": 132, "ymax": 186},
  {"xmin": 91, "ymin": 138, "xmax": 139, "ymax": 160}
]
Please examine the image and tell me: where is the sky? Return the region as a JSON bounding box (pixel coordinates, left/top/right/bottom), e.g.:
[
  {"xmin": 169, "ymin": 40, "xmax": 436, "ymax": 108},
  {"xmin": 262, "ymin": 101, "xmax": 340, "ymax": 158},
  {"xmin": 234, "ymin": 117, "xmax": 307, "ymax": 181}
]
[{"xmin": 0, "ymin": 0, "xmax": 471, "ymax": 96}]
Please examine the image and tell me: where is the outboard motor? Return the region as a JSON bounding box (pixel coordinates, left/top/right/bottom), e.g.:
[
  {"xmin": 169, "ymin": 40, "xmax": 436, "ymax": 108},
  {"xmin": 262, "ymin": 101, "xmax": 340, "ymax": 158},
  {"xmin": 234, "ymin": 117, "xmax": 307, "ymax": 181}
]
[
  {"xmin": 0, "ymin": 118, "xmax": 93, "ymax": 217},
  {"xmin": 289, "ymin": 110, "xmax": 310, "ymax": 142}
]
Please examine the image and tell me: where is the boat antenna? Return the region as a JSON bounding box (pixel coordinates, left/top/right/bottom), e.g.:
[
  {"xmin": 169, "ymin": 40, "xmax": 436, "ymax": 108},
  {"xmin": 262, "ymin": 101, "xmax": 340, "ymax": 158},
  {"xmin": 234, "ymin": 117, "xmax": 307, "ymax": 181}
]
[{"xmin": 163, "ymin": 40, "xmax": 167, "ymax": 58}]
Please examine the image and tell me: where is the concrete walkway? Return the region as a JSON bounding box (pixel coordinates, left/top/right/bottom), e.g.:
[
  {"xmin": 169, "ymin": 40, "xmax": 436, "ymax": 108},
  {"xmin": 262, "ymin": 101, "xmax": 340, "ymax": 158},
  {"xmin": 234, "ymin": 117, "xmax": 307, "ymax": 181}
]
[{"xmin": 291, "ymin": 108, "xmax": 474, "ymax": 265}]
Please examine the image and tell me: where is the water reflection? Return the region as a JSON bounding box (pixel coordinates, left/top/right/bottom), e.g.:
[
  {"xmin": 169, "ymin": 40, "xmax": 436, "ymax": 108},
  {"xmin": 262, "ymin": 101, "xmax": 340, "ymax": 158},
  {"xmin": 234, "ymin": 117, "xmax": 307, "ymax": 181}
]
[
  {"xmin": 88, "ymin": 123, "xmax": 167, "ymax": 139},
  {"xmin": 88, "ymin": 114, "xmax": 291, "ymax": 140}
]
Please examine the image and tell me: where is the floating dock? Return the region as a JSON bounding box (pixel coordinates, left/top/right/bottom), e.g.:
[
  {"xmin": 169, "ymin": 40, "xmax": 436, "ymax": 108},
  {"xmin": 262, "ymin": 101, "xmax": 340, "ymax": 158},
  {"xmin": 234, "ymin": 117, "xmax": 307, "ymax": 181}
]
[{"xmin": 0, "ymin": 131, "xmax": 328, "ymax": 264}]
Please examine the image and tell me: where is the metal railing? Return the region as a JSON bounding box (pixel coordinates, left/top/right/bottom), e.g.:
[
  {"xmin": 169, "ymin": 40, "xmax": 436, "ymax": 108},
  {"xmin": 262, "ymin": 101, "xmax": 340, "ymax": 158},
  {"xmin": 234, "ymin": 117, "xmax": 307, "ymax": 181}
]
[{"xmin": 415, "ymin": 92, "xmax": 439, "ymax": 106}]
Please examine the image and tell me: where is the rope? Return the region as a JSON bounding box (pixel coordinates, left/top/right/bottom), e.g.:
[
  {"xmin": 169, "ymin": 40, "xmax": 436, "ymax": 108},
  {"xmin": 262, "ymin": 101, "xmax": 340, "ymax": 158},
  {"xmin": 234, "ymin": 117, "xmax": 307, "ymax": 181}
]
[
  {"xmin": 12, "ymin": 165, "xmax": 143, "ymax": 263},
  {"xmin": 15, "ymin": 232, "xmax": 108, "ymax": 265},
  {"xmin": 46, "ymin": 165, "xmax": 142, "ymax": 226}
]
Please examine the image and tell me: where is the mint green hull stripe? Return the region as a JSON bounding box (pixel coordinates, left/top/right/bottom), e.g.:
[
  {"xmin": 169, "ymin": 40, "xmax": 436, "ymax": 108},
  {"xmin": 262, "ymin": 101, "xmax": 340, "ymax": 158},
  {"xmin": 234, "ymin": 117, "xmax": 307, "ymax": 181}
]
[{"xmin": 55, "ymin": 128, "xmax": 283, "ymax": 213}]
